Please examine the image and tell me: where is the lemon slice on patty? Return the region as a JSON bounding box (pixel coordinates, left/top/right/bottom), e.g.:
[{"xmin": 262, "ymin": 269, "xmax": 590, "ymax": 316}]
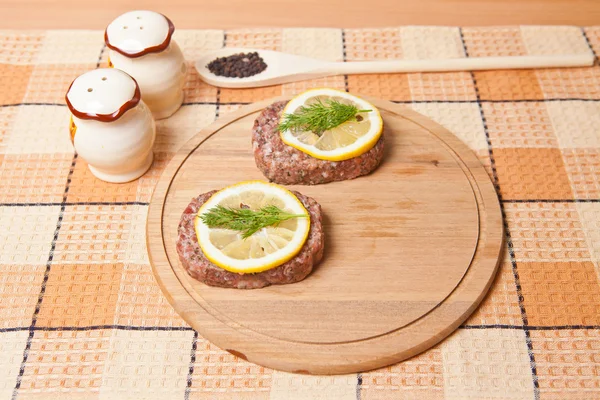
[
  {"xmin": 195, "ymin": 181, "xmax": 310, "ymax": 274},
  {"xmin": 280, "ymin": 88, "xmax": 383, "ymax": 161}
]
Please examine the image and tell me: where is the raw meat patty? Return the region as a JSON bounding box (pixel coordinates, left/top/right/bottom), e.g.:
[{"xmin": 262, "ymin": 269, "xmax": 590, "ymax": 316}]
[
  {"xmin": 252, "ymin": 100, "xmax": 385, "ymax": 185},
  {"xmin": 176, "ymin": 190, "xmax": 324, "ymax": 289}
]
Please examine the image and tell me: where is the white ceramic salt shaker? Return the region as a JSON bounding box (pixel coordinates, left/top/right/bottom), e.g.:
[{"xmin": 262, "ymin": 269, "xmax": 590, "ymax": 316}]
[
  {"xmin": 105, "ymin": 10, "xmax": 186, "ymax": 120},
  {"xmin": 66, "ymin": 68, "xmax": 156, "ymax": 183}
]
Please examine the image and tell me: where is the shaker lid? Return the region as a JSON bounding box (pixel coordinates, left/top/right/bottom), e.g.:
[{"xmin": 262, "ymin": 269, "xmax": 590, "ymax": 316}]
[
  {"xmin": 66, "ymin": 68, "xmax": 141, "ymax": 122},
  {"xmin": 105, "ymin": 10, "xmax": 175, "ymax": 58}
]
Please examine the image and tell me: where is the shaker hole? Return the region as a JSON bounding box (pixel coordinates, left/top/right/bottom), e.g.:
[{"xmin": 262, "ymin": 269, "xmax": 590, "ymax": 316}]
[{"xmin": 87, "ymin": 88, "xmax": 93, "ymax": 92}]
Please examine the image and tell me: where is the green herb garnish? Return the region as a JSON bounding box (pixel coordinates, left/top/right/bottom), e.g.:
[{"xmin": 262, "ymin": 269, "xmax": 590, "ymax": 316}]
[
  {"xmin": 199, "ymin": 205, "xmax": 307, "ymax": 239},
  {"xmin": 277, "ymin": 99, "xmax": 371, "ymax": 136}
]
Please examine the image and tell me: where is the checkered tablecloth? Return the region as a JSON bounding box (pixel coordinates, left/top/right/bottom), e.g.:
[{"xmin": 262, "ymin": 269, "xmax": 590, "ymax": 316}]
[{"xmin": 0, "ymin": 25, "xmax": 599, "ymax": 399}]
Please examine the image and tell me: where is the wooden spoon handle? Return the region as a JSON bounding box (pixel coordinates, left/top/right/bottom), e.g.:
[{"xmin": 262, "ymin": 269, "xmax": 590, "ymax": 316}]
[{"xmin": 329, "ymin": 53, "xmax": 595, "ymax": 74}]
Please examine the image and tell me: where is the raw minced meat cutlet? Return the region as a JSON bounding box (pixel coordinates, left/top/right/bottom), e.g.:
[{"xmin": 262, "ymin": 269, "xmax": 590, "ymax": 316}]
[
  {"xmin": 176, "ymin": 190, "xmax": 325, "ymax": 289},
  {"xmin": 252, "ymin": 100, "xmax": 385, "ymax": 185}
]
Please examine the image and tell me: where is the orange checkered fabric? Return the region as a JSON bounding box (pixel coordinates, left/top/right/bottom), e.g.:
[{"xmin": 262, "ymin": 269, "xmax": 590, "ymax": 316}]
[{"xmin": 1, "ymin": 26, "xmax": 600, "ymax": 399}]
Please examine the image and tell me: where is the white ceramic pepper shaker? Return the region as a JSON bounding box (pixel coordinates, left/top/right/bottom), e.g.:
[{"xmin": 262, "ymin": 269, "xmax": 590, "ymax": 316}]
[
  {"xmin": 105, "ymin": 10, "xmax": 186, "ymax": 120},
  {"xmin": 66, "ymin": 68, "xmax": 156, "ymax": 183}
]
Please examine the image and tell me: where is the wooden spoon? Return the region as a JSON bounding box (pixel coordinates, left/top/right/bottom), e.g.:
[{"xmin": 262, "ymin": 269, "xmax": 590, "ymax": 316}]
[{"xmin": 195, "ymin": 47, "xmax": 594, "ymax": 89}]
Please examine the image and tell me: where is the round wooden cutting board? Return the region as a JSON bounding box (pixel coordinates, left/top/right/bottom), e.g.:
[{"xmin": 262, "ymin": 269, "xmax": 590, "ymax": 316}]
[{"xmin": 147, "ymin": 96, "xmax": 504, "ymax": 375}]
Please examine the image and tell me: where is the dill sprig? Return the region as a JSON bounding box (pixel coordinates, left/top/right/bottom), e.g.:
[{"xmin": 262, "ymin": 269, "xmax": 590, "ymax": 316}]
[
  {"xmin": 199, "ymin": 205, "xmax": 307, "ymax": 239},
  {"xmin": 277, "ymin": 99, "xmax": 371, "ymax": 136}
]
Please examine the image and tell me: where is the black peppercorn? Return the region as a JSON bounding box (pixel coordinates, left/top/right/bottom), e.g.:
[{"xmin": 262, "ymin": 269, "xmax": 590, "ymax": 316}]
[{"xmin": 206, "ymin": 52, "xmax": 268, "ymax": 78}]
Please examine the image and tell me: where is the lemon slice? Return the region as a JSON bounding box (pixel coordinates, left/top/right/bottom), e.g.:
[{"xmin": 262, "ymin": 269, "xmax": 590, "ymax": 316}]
[
  {"xmin": 194, "ymin": 181, "xmax": 311, "ymax": 273},
  {"xmin": 280, "ymin": 88, "xmax": 383, "ymax": 161}
]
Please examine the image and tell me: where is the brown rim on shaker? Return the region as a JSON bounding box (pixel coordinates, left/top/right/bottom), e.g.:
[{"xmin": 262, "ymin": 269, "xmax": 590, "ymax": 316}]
[
  {"xmin": 66, "ymin": 70, "xmax": 142, "ymax": 122},
  {"xmin": 104, "ymin": 13, "xmax": 175, "ymax": 58}
]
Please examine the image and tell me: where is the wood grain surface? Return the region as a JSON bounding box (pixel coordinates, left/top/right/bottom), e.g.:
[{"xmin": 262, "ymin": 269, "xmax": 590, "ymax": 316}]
[
  {"xmin": 146, "ymin": 97, "xmax": 504, "ymax": 374},
  {"xmin": 1, "ymin": 0, "xmax": 599, "ymax": 29}
]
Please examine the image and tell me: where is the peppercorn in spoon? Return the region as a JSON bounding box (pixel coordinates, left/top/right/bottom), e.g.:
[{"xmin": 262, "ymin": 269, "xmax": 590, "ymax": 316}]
[{"xmin": 195, "ymin": 47, "xmax": 593, "ymax": 89}]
